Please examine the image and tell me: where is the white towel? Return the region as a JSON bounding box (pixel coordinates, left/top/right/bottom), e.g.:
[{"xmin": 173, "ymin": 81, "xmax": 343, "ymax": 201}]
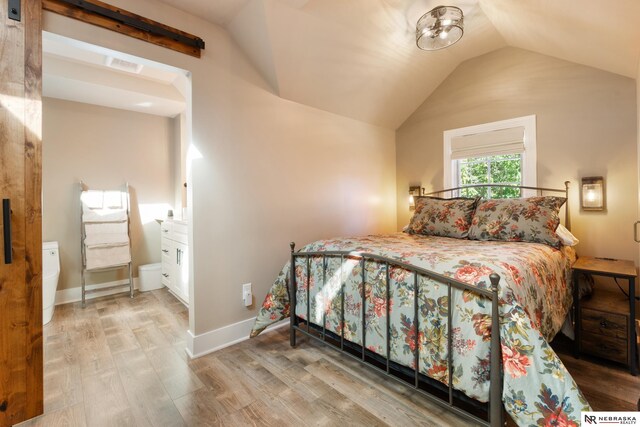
[
  {"xmin": 81, "ymin": 190, "xmax": 104, "ymax": 210},
  {"xmin": 84, "ymin": 221, "xmax": 128, "ymax": 236},
  {"xmin": 82, "ymin": 209, "xmax": 127, "ymax": 223},
  {"xmin": 84, "ymin": 234, "xmax": 129, "ymax": 248},
  {"xmin": 81, "ymin": 189, "xmax": 128, "ymax": 222},
  {"xmin": 85, "ymin": 245, "xmax": 131, "ymax": 270},
  {"xmin": 104, "ymin": 191, "xmax": 125, "ymax": 209}
]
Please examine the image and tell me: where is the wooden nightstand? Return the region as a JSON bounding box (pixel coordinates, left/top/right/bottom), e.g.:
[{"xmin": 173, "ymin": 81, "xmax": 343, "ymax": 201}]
[{"xmin": 572, "ymin": 256, "xmax": 638, "ymax": 375}]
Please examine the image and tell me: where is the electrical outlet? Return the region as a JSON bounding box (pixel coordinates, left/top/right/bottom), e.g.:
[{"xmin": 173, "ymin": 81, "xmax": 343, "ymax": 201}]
[{"xmin": 242, "ymin": 283, "xmax": 252, "ymax": 307}]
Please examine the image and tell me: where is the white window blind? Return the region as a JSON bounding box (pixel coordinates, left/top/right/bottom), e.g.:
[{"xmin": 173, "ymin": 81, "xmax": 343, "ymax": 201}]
[{"xmin": 450, "ymin": 126, "xmax": 525, "ymax": 160}]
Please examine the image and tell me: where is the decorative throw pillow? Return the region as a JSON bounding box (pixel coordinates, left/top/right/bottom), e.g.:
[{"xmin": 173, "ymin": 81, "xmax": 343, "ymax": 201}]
[
  {"xmin": 556, "ymin": 224, "xmax": 579, "ymax": 246},
  {"xmin": 407, "ymin": 196, "xmax": 479, "ymax": 239},
  {"xmin": 468, "ymin": 196, "xmax": 566, "ymax": 247}
]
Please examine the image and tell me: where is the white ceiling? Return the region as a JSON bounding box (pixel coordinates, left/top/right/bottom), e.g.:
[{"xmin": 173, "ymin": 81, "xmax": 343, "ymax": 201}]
[
  {"xmin": 155, "ymin": 0, "xmax": 253, "ymax": 25},
  {"xmin": 43, "ymin": 33, "xmax": 187, "ymax": 117},
  {"xmin": 225, "ymin": 0, "xmax": 505, "ymax": 128},
  {"xmin": 480, "ymin": 0, "xmax": 640, "ymax": 79},
  {"xmin": 159, "ymin": 0, "xmax": 640, "ymax": 129}
]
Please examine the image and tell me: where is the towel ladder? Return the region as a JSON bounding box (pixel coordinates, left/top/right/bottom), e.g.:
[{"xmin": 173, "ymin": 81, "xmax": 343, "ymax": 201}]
[{"xmin": 80, "ymin": 181, "xmax": 134, "ymax": 307}]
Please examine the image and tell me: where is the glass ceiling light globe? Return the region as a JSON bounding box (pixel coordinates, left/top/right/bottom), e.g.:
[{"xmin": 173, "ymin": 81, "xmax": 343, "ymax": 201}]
[{"xmin": 416, "ymin": 5, "xmax": 464, "ymax": 51}]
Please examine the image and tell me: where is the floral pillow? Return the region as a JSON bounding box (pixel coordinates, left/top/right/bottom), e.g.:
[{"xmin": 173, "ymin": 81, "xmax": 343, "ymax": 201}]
[
  {"xmin": 468, "ymin": 196, "xmax": 567, "ymax": 248},
  {"xmin": 407, "ymin": 196, "xmax": 479, "ymax": 239}
]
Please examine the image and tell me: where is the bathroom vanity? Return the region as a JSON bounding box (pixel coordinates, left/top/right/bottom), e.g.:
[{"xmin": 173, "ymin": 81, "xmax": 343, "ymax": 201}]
[{"xmin": 160, "ymin": 219, "xmax": 189, "ymax": 306}]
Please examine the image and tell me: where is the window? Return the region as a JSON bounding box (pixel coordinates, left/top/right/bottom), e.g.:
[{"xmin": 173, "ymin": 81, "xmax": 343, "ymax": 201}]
[
  {"xmin": 458, "ymin": 154, "xmax": 521, "ymax": 198},
  {"xmin": 443, "ymin": 115, "xmax": 536, "ymax": 197}
]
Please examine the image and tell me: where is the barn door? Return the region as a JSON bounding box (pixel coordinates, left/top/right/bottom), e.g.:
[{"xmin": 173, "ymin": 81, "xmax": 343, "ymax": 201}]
[{"xmin": 0, "ymin": 0, "xmax": 43, "ymax": 425}]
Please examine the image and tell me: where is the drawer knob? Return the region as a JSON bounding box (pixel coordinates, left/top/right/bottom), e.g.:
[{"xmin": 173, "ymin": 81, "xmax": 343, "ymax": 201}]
[
  {"xmin": 162, "ymin": 249, "xmax": 169, "ymax": 253},
  {"xmin": 599, "ymin": 320, "xmax": 608, "ymax": 328},
  {"xmin": 162, "ymin": 273, "xmax": 169, "ymax": 278}
]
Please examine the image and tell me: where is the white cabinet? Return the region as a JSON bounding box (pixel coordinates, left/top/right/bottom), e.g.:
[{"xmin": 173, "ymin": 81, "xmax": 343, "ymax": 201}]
[{"xmin": 160, "ymin": 220, "xmax": 189, "ymax": 305}]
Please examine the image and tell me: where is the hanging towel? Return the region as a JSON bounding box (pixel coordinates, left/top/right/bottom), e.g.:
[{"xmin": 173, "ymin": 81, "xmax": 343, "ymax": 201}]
[
  {"xmin": 104, "ymin": 191, "xmax": 125, "ymax": 209},
  {"xmin": 81, "ymin": 190, "xmax": 128, "ymax": 222},
  {"xmin": 84, "ymin": 234, "xmax": 129, "ymax": 248},
  {"xmin": 81, "ymin": 190, "xmax": 104, "ymax": 210},
  {"xmin": 85, "ymin": 244, "xmax": 131, "ymax": 270},
  {"xmin": 84, "ymin": 221, "xmax": 128, "ymax": 236},
  {"xmin": 82, "ymin": 209, "xmax": 128, "ymax": 223}
]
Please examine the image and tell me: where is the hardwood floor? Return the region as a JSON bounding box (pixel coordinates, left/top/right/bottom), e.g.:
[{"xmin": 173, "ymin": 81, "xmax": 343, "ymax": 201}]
[
  {"xmin": 16, "ymin": 288, "xmax": 639, "ymax": 427},
  {"xmin": 551, "ymin": 335, "xmax": 640, "ymax": 412}
]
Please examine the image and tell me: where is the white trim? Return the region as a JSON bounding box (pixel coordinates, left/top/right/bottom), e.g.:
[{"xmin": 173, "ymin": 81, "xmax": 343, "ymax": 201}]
[
  {"xmin": 443, "ymin": 115, "xmax": 537, "ymax": 191},
  {"xmin": 185, "ymin": 317, "xmax": 289, "ymax": 359},
  {"xmin": 54, "ymin": 277, "xmax": 140, "ymax": 305}
]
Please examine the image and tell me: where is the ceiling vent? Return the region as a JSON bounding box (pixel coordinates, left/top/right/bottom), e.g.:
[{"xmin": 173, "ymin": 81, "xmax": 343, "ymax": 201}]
[{"xmin": 104, "ymin": 56, "xmax": 144, "ymax": 74}]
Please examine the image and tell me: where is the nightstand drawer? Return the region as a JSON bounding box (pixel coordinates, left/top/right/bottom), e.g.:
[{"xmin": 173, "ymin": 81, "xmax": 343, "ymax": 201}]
[
  {"xmin": 581, "ymin": 331, "xmax": 627, "ymax": 364},
  {"xmin": 581, "ymin": 308, "xmax": 627, "ymax": 339}
]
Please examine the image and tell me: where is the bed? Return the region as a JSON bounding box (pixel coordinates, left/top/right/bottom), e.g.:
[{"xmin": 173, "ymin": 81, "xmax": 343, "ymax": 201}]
[{"xmin": 250, "ymin": 183, "xmax": 591, "ymax": 427}]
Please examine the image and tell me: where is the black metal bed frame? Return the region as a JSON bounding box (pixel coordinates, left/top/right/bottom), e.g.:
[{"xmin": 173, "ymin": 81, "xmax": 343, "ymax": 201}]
[{"xmin": 288, "ymin": 182, "xmax": 571, "ymax": 427}]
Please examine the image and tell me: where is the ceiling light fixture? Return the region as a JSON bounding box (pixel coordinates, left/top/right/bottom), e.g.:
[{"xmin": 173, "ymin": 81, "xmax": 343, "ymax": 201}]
[{"xmin": 416, "ymin": 5, "xmax": 464, "ymax": 51}]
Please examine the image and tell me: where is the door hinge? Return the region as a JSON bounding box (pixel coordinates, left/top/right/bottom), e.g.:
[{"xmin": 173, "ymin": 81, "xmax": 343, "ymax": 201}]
[{"xmin": 8, "ymin": 0, "xmax": 20, "ymax": 21}]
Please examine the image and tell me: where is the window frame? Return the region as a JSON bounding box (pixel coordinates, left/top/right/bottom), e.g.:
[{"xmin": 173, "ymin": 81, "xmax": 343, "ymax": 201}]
[{"xmin": 443, "ymin": 115, "xmax": 537, "ymax": 195}]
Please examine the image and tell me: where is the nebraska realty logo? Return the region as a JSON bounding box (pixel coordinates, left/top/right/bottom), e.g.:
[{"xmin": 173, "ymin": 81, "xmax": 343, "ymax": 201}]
[{"xmin": 583, "ymin": 412, "xmax": 639, "ymax": 425}]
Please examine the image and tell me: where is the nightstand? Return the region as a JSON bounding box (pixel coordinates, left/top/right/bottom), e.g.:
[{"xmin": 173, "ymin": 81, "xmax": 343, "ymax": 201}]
[{"xmin": 572, "ymin": 256, "xmax": 638, "ymax": 375}]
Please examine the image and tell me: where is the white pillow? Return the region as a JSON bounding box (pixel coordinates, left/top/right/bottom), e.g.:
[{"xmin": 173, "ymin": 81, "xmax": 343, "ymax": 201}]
[{"xmin": 556, "ymin": 224, "xmax": 579, "ymax": 246}]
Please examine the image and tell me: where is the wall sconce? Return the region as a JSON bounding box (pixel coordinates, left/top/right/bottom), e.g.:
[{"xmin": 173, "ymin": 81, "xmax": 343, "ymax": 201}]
[
  {"xmin": 581, "ymin": 176, "xmax": 605, "ymax": 211},
  {"xmin": 409, "ymin": 186, "xmax": 424, "ymax": 210}
]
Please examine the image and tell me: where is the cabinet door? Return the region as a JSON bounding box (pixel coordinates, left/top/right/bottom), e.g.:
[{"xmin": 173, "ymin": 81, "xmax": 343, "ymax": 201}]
[
  {"xmin": 0, "ymin": 1, "xmax": 44, "ymax": 425},
  {"xmin": 175, "ymin": 243, "xmax": 189, "ymax": 304}
]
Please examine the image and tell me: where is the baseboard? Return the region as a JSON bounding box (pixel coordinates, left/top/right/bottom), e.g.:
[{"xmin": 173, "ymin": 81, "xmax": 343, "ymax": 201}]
[
  {"xmin": 54, "ymin": 277, "xmax": 140, "ymax": 305},
  {"xmin": 186, "ymin": 317, "xmax": 289, "ymax": 359}
]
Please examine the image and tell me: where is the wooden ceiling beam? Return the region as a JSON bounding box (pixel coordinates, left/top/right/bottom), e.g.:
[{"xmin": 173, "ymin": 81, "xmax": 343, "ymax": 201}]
[{"xmin": 42, "ymin": 0, "xmax": 205, "ymax": 58}]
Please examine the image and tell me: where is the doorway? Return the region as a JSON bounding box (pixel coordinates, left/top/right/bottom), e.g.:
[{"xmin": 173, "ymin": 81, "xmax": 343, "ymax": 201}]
[{"xmin": 41, "ymin": 32, "xmax": 193, "ymax": 309}]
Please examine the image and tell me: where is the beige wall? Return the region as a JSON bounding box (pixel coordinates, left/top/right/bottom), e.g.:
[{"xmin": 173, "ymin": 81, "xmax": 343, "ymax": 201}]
[
  {"xmin": 397, "ymin": 47, "xmax": 638, "ymax": 263},
  {"xmin": 43, "ymin": 98, "xmax": 176, "ymax": 291},
  {"xmin": 43, "ymin": 1, "xmax": 397, "ymax": 336}
]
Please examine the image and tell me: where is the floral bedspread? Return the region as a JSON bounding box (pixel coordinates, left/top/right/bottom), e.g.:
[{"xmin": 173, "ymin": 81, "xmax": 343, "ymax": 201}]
[{"xmin": 250, "ymin": 233, "xmax": 590, "ymax": 426}]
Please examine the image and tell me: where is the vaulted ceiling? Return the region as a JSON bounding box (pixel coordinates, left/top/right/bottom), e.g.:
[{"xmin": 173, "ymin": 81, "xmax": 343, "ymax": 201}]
[{"xmin": 157, "ymin": 0, "xmax": 640, "ymax": 129}]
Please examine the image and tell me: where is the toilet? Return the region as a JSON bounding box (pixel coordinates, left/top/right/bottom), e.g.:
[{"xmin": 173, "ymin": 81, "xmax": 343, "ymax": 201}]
[{"xmin": 43, "ymin": 241, "xmax": 60, "ymax": 325}]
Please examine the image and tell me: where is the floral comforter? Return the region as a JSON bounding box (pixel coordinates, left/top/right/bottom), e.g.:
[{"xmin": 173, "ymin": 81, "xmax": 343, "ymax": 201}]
[{"xmin": 250, "ymin": 233, "xmax": 590, "ymax": 426}]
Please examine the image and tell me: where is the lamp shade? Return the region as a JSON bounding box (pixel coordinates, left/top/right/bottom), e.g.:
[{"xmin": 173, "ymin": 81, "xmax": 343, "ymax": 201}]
[
  {"xmin": 416, "ymin": 6, "xmax": 464, "ymax": 51},
  {"xmin": 581, "ymin": 176, "xmax": 605, "ymax": 211}
]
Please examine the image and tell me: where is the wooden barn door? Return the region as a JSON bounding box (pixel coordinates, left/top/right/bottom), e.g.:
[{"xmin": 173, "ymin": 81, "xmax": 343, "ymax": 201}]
[{"xmin": 0, "ymin": 0, "xmax": 43, "ymax": 425}]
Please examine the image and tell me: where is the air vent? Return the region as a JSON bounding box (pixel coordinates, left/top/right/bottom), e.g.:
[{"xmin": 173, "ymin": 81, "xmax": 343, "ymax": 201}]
[{"xmin": 104, "ymin": 56, "xmax": 143, "ymax": 74}]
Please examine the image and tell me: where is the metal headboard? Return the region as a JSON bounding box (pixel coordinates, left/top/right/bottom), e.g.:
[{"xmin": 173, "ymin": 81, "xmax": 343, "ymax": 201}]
[{"xmin": 423, "ymin": 181, "xmax": 571, "ymax": 231}]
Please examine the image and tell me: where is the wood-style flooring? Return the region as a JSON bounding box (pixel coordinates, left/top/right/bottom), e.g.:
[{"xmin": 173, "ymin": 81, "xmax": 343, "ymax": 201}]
[
  {"xmin": 551, "ymin": 334, "xmax": 640, "ymax": 412},
  {"xmin": 17, "ymin": 288, "xmax": 639, "ymax": 427}
]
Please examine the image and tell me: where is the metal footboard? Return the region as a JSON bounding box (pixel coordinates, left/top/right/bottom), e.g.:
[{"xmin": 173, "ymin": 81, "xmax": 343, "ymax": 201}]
[{"xmin": 288, "ymin": 242, "xmax": 503, "ymax": 427}]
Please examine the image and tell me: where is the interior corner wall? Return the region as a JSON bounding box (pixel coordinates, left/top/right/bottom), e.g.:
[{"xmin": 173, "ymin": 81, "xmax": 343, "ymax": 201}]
[
  {"xmin": 42, "ymin": 97, "xmax": 175, "ymax": 291},
  {"xmin": 397, "ymin": 47, "xmax": 638, "ymax": 263},
  {"xmin": 43, "ymin": 0, "xmax": 397, "ymax": 337}
]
